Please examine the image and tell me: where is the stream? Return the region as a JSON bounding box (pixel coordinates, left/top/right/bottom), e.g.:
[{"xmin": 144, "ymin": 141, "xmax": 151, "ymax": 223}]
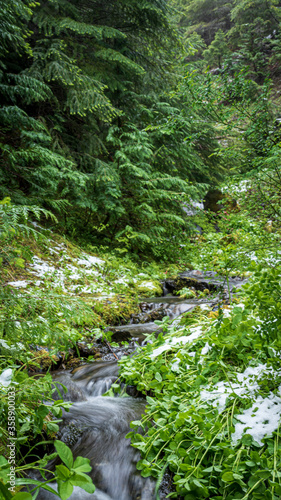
[{"xmin": 37, "ymin": 271, "xmax": 245, "ymax": 500}]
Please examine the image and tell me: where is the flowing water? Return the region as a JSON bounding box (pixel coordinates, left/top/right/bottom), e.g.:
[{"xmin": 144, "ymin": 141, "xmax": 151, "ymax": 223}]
[
  {"xmin": 37, "ymin": 273, "xmax": 245, "ymax": 500},
  {"xmin": 38, "ymin": 361, "xmax": 155, "ymax": 500}
]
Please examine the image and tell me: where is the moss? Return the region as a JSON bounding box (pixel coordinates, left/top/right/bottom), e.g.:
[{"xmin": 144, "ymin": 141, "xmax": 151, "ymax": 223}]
[
  {"xmin": 136, "ymin": 280, "xmax": 163, "ymax": 297},
  {"xmin": 208, "ymin": 310, "xmax": 219, "ymax": 319},
  {"xmin": 179, "ymin": 306, "xmax": 205, "ymax": 326},
  {"xmin": 30, "ymin": 349, "xmax": 59, "ymax": 371},
  {"xmin": 65, "ymin": 357, "xmax": 83, "ymax": 369},
  {"xmin": 91, "ymin": 296, "xmax": 139, "ymax": 325}
]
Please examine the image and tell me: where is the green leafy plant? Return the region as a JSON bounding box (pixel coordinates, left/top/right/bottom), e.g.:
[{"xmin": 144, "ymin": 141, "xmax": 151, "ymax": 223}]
[
  {"xmin": 0, "ymin": 441, "xmax": 95, "ymax": 500},
  {"xmin": 119, "ymin": 265, "xmax": 281, "ymax": 499}
]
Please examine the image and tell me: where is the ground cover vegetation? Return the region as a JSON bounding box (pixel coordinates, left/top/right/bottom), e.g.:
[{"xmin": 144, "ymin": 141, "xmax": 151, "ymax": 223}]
[{"xmin": 1, "ymin": 0, "xmax": 281, "ymax": 498}]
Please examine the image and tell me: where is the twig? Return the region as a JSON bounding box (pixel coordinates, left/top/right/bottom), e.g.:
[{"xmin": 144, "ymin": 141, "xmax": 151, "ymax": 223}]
[{"xmin": 104, "ymin": 340, "xmax": 118, "ymax": 360}]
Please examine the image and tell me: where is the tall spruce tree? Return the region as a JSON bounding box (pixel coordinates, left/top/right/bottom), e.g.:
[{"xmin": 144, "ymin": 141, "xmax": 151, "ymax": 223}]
[{"xmin": 0, "ymin": 0, "xmax": 87, "ymax": 209}]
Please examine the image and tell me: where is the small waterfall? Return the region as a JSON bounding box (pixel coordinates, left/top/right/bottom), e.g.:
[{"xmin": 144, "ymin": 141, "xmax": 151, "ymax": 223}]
[{"xmin": 39, "ymin": 362, "xmax": 155, "ymax": 500}]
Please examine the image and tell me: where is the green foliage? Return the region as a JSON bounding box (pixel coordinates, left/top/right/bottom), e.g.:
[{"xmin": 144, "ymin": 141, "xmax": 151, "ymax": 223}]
[
  {"xmin": 203, "ymin": 29, "xmax": 229, "ymax": 68},
  {"xmin": 120, "ymin": 267, "xmax": 281, "ymax": 499},
  {"xmin": 171, "ymin": 0, "xmax": 233, "ymax": 45},
  {"xmin": 0, "ymin": 197, "xmax": 56, "ymax": 270},
  {"xmin": 0, "ymin": 363, "xmax": 93, "ymax": 499},
  {"xmin": 0, "ymin": 0, "xmax": 227, "ymax": 256},
  {"xmin": 0, "ymin": 202, "xmax": 101, "ymax": 498},
  {"xmin": 0, "ymin": 433, "xmax": 95, "ymax": 499}
]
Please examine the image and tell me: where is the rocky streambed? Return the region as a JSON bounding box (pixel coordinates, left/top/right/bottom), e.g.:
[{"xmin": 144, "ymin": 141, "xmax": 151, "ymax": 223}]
[{"xmin": 36, "ymin": 271, "xmax": 246, "ymax": 500}]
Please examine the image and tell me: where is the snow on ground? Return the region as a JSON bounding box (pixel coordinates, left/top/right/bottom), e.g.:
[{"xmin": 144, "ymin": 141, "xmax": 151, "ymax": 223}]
[
  {"xmin": 201, "ymin": 342, "xmax": 212, "ymax": 355},
  {"xmin": 200, "ymin": 364, "xmax": 281, "ymax": 412},
  {"xmin": 140, "ymin": 281, "xmax": 159, "ymax": 289},
  {"xmin": 29, "ymin": 256, "xmax": 57, "ymax": 278},
  {"xmin": 150, "ymin": 326, "xmax": 203, "ymax": 358},
  {"xmin": 8, "ymin": 280, "xmax": 30, "ymax": 288},
  {"xmin": 199, "ymin": 304, "xmax": 211, "ymax": 311},
  {"xmin": 77, "ymin": 254, "xmax": 104, "ymax": 267},
  {"xmin": 232, "ymin": 391, "xmax": 281, "ymax": 445},
  {"xmin": 0, "ymin": 368, "xmax": 13, "ymax": 387},
  {"xmin": 27, "ymin": 251, "xmax": 105, "ymax": 293}
]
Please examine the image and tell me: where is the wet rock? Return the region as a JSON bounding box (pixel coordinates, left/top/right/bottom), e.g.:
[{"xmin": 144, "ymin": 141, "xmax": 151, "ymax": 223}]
[
  {"xmin": 188, "ymin": 270, "xmax": 207, "ymax": 277},
  {"xmin": 125, "ymin": 385, "xmax": 142, "ymax": 398},
  {"xmin": 108, "ymin": 322, "xmax": 160, "ymax": 343},
  {"xmin": 204, "ymin": 189, "xmax": 225, "ymax": 213},
  {"xmin": 52, "ymin": 372, "xmax": 88, "ymax": 402},
  {"xmin": 77, "ymin": 341, "xmax": 98, "ymax": 358},
  {"xmin": 164, "ymin": 276, "xmax": 222, "ymax": 295},
  {"xmin": 58, "ymin": 421, "xmax": 85, "ymax": 447},
  {"xmin": 131, "ymin": 305, "xmax": 166, "ymax": 324},
  {"xmin": 159, "ymin": 470, "xmax": 181, "ymax": 499}
]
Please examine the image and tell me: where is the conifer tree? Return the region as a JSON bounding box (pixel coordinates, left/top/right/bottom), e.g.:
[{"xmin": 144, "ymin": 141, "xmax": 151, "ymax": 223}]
[
  {"xmin": 0, "ymin": 0, "xmax": 87, "ymax": 208},
  {"xmin": 203, "ymin": 29, "xmax": 229, "ymax": 68},
  {"xmin": 0, "ymin": 0, "xmax": 225, "ymax": 255}
]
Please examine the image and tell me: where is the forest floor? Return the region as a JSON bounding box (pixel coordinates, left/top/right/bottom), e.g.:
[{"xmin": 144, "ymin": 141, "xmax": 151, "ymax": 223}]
[{"xmin": 1, "ymin": 188, "xmax": 281, "ymax": 499}]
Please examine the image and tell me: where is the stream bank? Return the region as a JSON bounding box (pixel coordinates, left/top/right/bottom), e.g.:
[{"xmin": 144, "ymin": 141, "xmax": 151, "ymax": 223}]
[{"xmin": 35, "ymin": 271, "xmax": 242, "ymax": 500}]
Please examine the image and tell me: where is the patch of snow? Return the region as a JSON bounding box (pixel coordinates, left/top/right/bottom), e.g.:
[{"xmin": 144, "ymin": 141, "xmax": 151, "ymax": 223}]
[
  {"xmin": 201, "ymin": 342, "xmax": 212, "ymax": 355},
  {"xmin": 70, "ymin": 285, "xmax": 105, "ymax": 294},
  {"xmin": 49, "ymin": 247, "xmax": 60, "ymax": 255},
  {"xmin": 223, "ymin": 180, "xmax": 250, "ymax": 195},
  {"xmin": 94, "ymin": 294, "xmax": 116, "ymax": 300},
  {"xmin": 29, "ymin": 256, "xmax": 57, "ymax": 277},
  {"xmin": 232, "ymin": 391, "xmax": 281, "ymax": 445},
  {"xmin": 0, "ymin": 339, "xmax": 9, "ymax": 349},
  {"xmin": 7, "ymin": 280, "xmax": 29, "ymax": 288},
  {"xmin": 199, "ymin": 304, "xmax": 210, "ymax": 311},
  {"xmin": 151, "ymin": 326, "xmax": 203, "ymax": 358},
  {"xmin": 187, "ymin": 351, "xmax": 196, "ymax": 357},
  {"xmin": 200, "ymin": 364, "xmax": 280, "ymax": 412},
  {"xmin": 183, "ymin": 200, "xmax": 204, "ymax": 216},
  {"xmin": 0, "ymin": 368, "xmax": 13, "ymax": 387},
  {"xmin": 222, "ymin": 307, "xmax": 232, "ymax": 318},
  {"xmin": 234, "ymin": 303, "xmax": 245, "ymax": 310},
  {"xmin": 139, "ymin": 281, "xmax": 159, "ymax": 290},
  {"xmin": 115, "ymin": 278, "xmax": 129, "ymax": 285},
  {"xmin": 171, "ymin": 359, "xmax": 181, "ymax": 372},
  {"xmin": 77, "ymin": 254, "xmax": 104, "ymax": 267}
]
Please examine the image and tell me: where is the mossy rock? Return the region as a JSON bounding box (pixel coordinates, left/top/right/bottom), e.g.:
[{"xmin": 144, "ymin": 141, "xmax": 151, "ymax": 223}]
[
  {"xmin": 92, "ymin": 296, "xmax": 139, "ymax": 325},
  {"xmin": 179, "ymin": 306, "xmax": 203, "ymax": 326},
  {"xmin": 30, "ymin": 349, "xmax": 59, "ymax": 371},
  {"xmin": 204, "ymin": 189, "xmax": 237, "ymax": 213},
  {"xmin": 136, "ymin": 280, "xmax": 163, "ymax": 298}
]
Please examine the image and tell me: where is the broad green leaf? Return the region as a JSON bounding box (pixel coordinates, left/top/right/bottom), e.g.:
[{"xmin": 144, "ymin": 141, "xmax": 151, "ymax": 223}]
[
  {"xmin": 0, "ymin": 457, "xmax": 8, "ymax": 467},
  {"xmin": 222, "ymin": 471, "xmax": 234, "ymax": 482},
  {"xmin": 69, "ymin": 474, "xmax": 95, "ymax": 493},
  {"xmin": 73, "ymin": 456, "xmax": 92, "ymax": 473},
  {"xmin": 54, "ymin": 441, "xmax": 73, "ymax": 469},
  {"xmin": 0, "ymin": 482, "xmax": 12, "ymax": 500},
  {"xmin": 47, "ymin": 422, "xmax": 60, "ymax": 433},
  {"xmin": 241, "ymin": 434, "xmax": 253, "ymax": 446},
  {"xmin": 58, "ymin": 479, "xmax": 74, "ymax": 500},
  {"xmin": 55, "ymin": 464, "xmax": 72, "ymax": 480}
]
